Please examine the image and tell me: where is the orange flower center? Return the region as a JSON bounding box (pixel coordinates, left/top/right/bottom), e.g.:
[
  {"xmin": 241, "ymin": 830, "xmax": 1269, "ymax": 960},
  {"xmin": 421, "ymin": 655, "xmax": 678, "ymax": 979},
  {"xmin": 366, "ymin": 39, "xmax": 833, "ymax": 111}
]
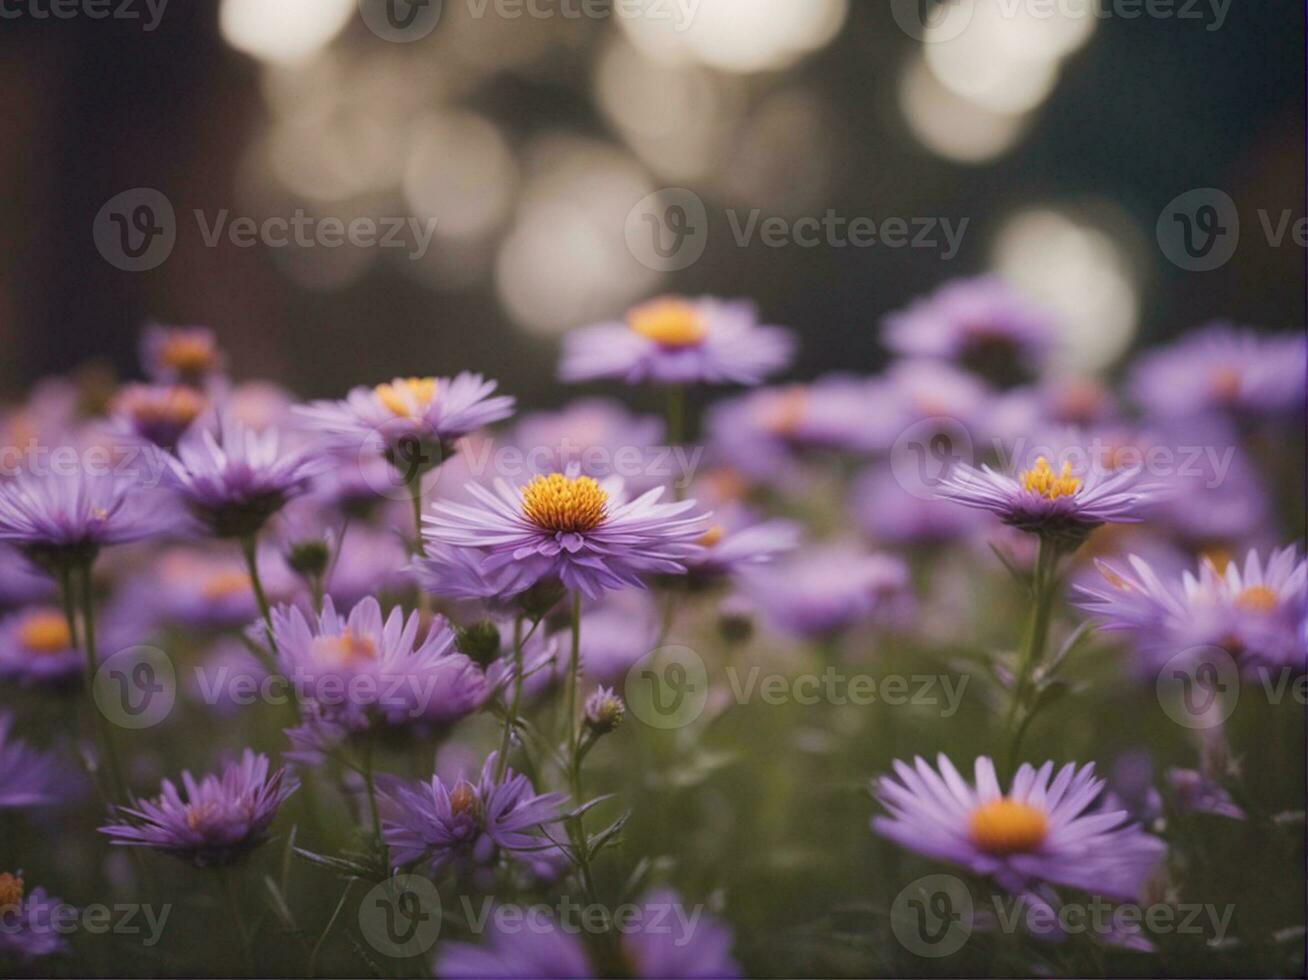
[
  {"xmin": 764, "ymin": 387, "xmax": 809, "ymax": 437},
  {"xmin": 969, "ymin": 798, "xmax": 1049, "ymax": 855},
  {"xmin": 1020, "ymin": 457, "xmax": 1081, "ymax": 500},
  {"xmin": 1235, "ymin": 585, "xmax": 1278, "ymax": 612},
  {"xmin": 1210, "ymin": 367, "xmax": 1242, "ymax": 402},
  {"xmin": 0, "ymin": 873, "xmax": 23, "ymax": 909},
  {"xmin": 699, "ymin": 525, "xmax": 726, "ymax": 548},
  {"xmin": 18, "ymin": 609, "xmax": 72, "ymax": 654},
  {"xmin": 160, "ymin": 334, "xmax": 219, "ymax": 375},
  {"xmin": 311, "ymin": 629, "xmax": 379, "ymax": 665},
  {"xmin": 116, "ymin": 385, "xmax": 206, "ymax": 428},
  {"xmin": 201, "ymin": 570, "xmax": 253, "ymax": 600},
  {"xmin": 626, "ymin": 297, "xmax": 708, "ymax": 348},
  {"xmin": 449, "ymin": 782, "xmax": 479, "ymax": 817},
  {"xmin": 521, "ymin": 473, "xmax": 608, "ymax": 533},
  {"xmin": 375, "ymin": 377, "xmax": 438, "ymax": 418}
]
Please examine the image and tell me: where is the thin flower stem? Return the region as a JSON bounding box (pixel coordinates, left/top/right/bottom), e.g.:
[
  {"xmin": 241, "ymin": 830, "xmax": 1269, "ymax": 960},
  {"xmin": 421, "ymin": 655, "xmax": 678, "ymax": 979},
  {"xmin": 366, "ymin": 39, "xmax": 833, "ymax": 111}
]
[
  {"xmin": 562, "ymin": 593, "xmax": 603, "ymax": 911},
  {"xmin": 220, "ymin": 865, "xmax": 255, "ymax": 975},
  {"xmin": 77, "ymin": 563, "xmax": 130, "ymax": 808},
  {"xmin": 666, "ymin": 385, "xmax": 686, "ymax": 500},
  {"xmin": 1003, "ymin": 537, "xmax": 1059, "ymax": 774},
  {"xmin": 408, "ymin": 469, "xmax": 426, "ymax": 557},
  {"xmin": 495, "ymin": 615, "xmax": 540, "ymax": 782},
  {"xmin": 240, "ymin": 534, "xmax": 278, "ymax": 658}
]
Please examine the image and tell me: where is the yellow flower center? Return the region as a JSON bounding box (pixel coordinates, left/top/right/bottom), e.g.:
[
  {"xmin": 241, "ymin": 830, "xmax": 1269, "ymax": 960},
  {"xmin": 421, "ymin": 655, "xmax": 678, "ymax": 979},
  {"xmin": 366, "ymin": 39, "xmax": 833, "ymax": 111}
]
[
  {"xmin": 1020, "ymin": 457, "xmax": 1081, "ymax": 500},
  {"xmin": 184, "ymin": 802, "xmax": 220, "ymax": 831},
  {"xmin": 1210, "ymin": 366, "xmax": 1242, "ymax": 402},
  {"xmin": 449, "ymin": 782, "xmax": 479, "ymax": 817},
  {"xmin": 1201, "ymin": 549, "xmax": 1232, "ymax": 575},
  {"xmin": 18, "ymin": 609, "xmax": 72, "ymax": 653},
  {"xmin": 1235, "ymin": 585, "xmax": 1278, "ymax": 612},
  {"xmin": 699, "ymin": 525, "xmax": 726, "ymax": 548},
  {"xmin": 969, "ymin": 798, "xmax": 1049, "ymax": 855},
  {"xmin": 0, "ymin": 873, "xmax": 24, "ymax": 909},
  {"xmin": 201, "ymin": 570, "xmax": 253, "ymax": 600},
  {"xmin": 626, "ymin": 297, "xmax": 708, "ymax": 348},
  {"xmin": 311, "ymin": 629, "xmax": 379, "ymax": 665},
  {"xmin": 375, "ymin": 377, "xmax": 438, "ymax": 418},
  {"xmin": 160, "ymin": 334, "xmax": 219, "ymax": 375},
  {"xmin": 521, "ymin": 473, "xmax": 608, "ymax": 533},
  {"xmin": 122, "ymin": 385, "xmax": 206, "ymax": 427}
]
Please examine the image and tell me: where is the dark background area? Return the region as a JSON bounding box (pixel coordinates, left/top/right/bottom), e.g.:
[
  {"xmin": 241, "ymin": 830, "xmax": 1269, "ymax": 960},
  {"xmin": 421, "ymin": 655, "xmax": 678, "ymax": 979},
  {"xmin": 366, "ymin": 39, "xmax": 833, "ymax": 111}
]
[{"xmin": 0, "ymin": 0, "xmax": 1302, "ymax": 407}]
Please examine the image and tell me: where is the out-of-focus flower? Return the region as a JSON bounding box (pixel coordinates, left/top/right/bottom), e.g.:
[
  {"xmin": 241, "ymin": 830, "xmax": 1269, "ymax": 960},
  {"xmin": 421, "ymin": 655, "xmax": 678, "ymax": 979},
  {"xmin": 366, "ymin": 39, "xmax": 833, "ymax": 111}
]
[
  {"xmin": 0, "ymin": 546, "xmax": 54, "ymax": 610},
  {"xmin": 561, "ymin": 296, "xmax": 794, "ymax": 386},
  {"xmin": 423, "ymin": 469, "xmax": 709, "ymax": 599},
  {"xmin": 1128, "ymin": 324, "xmax": 1306, "ymax": 420},
  {"xmin": 1075, "ymin": 546, "xmax": 1307, "ymax": 672},
  {"xmin": 133, "ymin": 548, "xmax": 263, "ymax": 629},
  {"xmin": 296, "ymin": 374, "xmax": 514, "ymax": 470},
  {"xmin": 0, "ymin": 606, "xmax": 82, "ymax": 688},
  {"xmin": 433, "ymin": 887, "xmax": 741, "ymax": 978},
  {"xmin": 741, "ymin": 546, "xmax": 913, "ymax": 639},
  {"xmin": 99, "ymin": 750, "xmax": 295, "ymax": 867},
  {"xmin": 0, "ymin": 469, "xmax": 177, "ymax": 571},
  {"xmin": 140, "ymin": 324, "xmax": 226, "ymax": 386},
  {"xmin": 851, "ymin": 465, "xmax": 978, "ymax": 546},
  {"xmin": 165, "ymin": 421, "xmax": 318, "ymax": 539},
  {"xmin": 379, "ymin": 753, "xmax": 565, "ymax": 876},
  {"xmin": 936, "ymin": 454, "xmax": 1157, "ymax": 549},
  {"xmin": 987, "ymin": 378, "xmax": 1120, "ymax": 443},
  {"xmin": 0, "ymin": 872, "xmax": 71, "ymax": 962},
  {"xmin": 684, "ymin": 502, "xmax": 800, "ymax": 582},
  {"xmin": 1165, "ymin": 768, "xmax": 1245, "ymax": 820},
  {"xmin": 318, "ymin": 525, "xmax": 413, "ymax": 606},
  {"xmin": 272, "ymin": 596, "xmax": 488, "ymax": 756},
  {"xmin": 186, "ymin": 638, "xmax": 269, "ymax": 717},
  {"xmin": 510, "ymin": 399, "xmax": 667, "ymax": 493},
  {"xmin": 873, "ymin": 755, "xmax": 1166, "ymax": 901},
  {"xmin": 883, "ymin": 276, "xmax": 1055, "ymax": 387},
  {"xmin": 0, "ymin": 713, "xmax": 79, "ymax": 811},
  {"xmin": 109, "ymin": 383, "xmax": 208, "ymax": 450}
]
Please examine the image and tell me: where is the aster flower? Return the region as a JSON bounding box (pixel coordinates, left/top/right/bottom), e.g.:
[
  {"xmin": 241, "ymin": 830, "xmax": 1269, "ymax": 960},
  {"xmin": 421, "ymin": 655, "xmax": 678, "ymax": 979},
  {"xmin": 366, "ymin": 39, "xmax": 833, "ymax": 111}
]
[
  {"xmin": 741, "ymin": 546, "xmax": 914, "ymax": 639},
  {"xmin": 0, "ymin": 468, "xmax": 177, "ymax": 571},
  {"xmin": 379, "ymin": 753, "xmax": 566, "ymax": 876},
  {"xmin": 883, "ymin": 276, "xmax": 1055, "ymax": 387},
  {"xmin": 0, "ymin": 713, "xmax": 79, "ymax": 811},
  {"xmin": 271, "ymin": 596, "xmax": 489, "ymax": 754},
  {"xmin": 99, "ymin": 750, "xmax": 296, "ymax": 867},
  {"xmin": 1128, "ymin": 323, "xmax": 1306, "ymax": 420},
  {"xmin": 1074, "ymin": 546, "xmax": 1307, "ymax": 673},
  {"xmin": 0, "ymin": 605, "xmax": 84, "ymax": 688},
  {"xmin": 873, "ymin": 755, "xmax": 1166, "ymax": 902},
  {"xmin": 423, "ymin": 468, "xmax": 710, "ymax": 599},
  {"xmin": 935, "ymin": 453, "xmax": 1157, "ymax": 549},
  {"xmin": 510, "ymin": 398, "xmax": 668, "ymax": 492},
  {"xmin": 683, "ymin": 503, "xmax": 800, "ymax": 583},
  {"xmin": 140, "ymin": 323, "xmax": 226, "ymax": 385},
  {"xmin": 131, "ymin": 547, "xmax": 267, "ymax": 629},
  {"xmin": 560, "ymin": 295, "xmax": 794, "ymax": 386},
  {"xmin": 109, "ymin": 382, "xmax": 208, "ymax": 449},
  {"xmin": 296, "ymin": 373, "xmax": 514, "ymax": 472},
  {"xmin": 851, "ymin": 465, "xmax": 978, "ymax": 546},
  {"xmin": 0, "ymin": 872, "xmax": 71, "ymax": 962},
  {"xmin": 434, "ymin": 888, "xmax": 741, "ymax": 978},
  {"xmin": 165, "ymin": 420, "xmax": 318, "ymax": 538}
]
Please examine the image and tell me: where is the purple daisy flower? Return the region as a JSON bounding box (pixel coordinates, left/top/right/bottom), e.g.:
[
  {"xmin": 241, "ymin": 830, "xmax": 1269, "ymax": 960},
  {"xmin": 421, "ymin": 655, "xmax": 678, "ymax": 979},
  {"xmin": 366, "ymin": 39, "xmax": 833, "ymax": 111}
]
[
  {"xmin": 272, "ymin": 596, "xmax": 489, "ymax": 755},
  {"xmin": 1128, "ymin": 323, "xmax": 1306, "ymax": 420},
  {"xmin": 560, "ymin": 296, "xmax": 794, "ymax": 386},
  {"xmin": 131, "ymin": 547, "xmax": 265, "ymax": 630},
  {"xmin": 684, "ymin": 504, "xmax": 800, "ymax": 582},
  {"xmin": 873, "ymin": 755, "xmax": 1166, "ymax": 902},
  {"xmin": 851, "ymin": 465, "xmax": 979, "ymax": 547},
  {"xmin": 741, "ymin": 546, "xmax": 914, "ymax": 639},
  {"xmin": 140, "ymin": 323, "xmax": 226, "ymax": 385},
  {"xmin": 434, "ymin": 888, "xmax": 741, "ymax": 979},
  {"xmin": 0, "ymin": 605, "xmax": 84, "ymax": 688},
  {"xmin": 510, "ymin": 398, "xmax": 668, "ymax": 493},
  {"xmin": 379, "ymin": 752, "xmax": 566, "ymax": 876},
  {"xmin": 1075, "ymin": 546, "xmax": 1307, "ymax": 673},
  {"xmin": 296, "ymin": 373, "xmax": 514, "ymax": 471},
  {"xmin": 0, "ymin": 872, "xmax": 71, "ymax": 962},
  {"xmin": 99, "ymin": 750, "xmax": 296, "ymax": 867},
  {"xmin": 883, "ymin": 276, "xmax": 1056, "ymax": 387},
  {"xmin": 0, "ymin": 713, "xmax": 79, "ymax": 811},
  {"xmin": 423, "ymin": 468, "xmax": 710, "ymax": 599},
  {"xmin": 935, "ymin": 451, "xmax": 1158, "ymax": 549},
  {"xmin": 165, "ymin": 420, "xmax": 319, "ymax": 538},
  {"xmin": 108, "ymin": 382, "xmax": 208, "ymax": 450},
  {"xmin": 0, "ymin": 468, "xmax": 177, "ymax": 571}
]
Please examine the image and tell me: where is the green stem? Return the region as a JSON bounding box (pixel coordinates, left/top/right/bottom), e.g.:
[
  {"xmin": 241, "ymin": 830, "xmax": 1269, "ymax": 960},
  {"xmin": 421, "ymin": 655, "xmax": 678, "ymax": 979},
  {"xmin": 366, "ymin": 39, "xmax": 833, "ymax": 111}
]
[
  {"xmin": 495, "ymin": 616, "xmax": 531, "ymax": 781},
  {"xmin": 77, "ymin": 563, "xmax": 129, "ymax": 807},
  {"xmin": 362, "ymin": 738, "xmax": 384, "ymax": 850},
  {"xmin": 565, "ymin": 593, "xmax": 582, "ymax": 774},
  {"xmin": 220, "ymin": 865, "xmax": 255, "ymax": 975},
  {"xmin": 409, "ymin": 469, "xmax": 426, "ymax": 558},
  {"xmin": 666, "ymin": 385, "xmax": 686, "ymax": 500},
  {"xmin": 1003, "ymin": 538, "xmax": 1059, "ymax": 774},
  {"xmin": 240, "ymin": 534, "xmax": 278, "ymax": 660}
]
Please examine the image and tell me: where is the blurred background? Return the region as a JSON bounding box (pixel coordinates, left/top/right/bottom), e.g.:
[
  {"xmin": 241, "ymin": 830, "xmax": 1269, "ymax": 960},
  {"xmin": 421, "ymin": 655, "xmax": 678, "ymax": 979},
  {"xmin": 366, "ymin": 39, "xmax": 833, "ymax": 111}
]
[{"xmin": 0, "ymin": 0, "xmax": 1302, "ymax": 406}]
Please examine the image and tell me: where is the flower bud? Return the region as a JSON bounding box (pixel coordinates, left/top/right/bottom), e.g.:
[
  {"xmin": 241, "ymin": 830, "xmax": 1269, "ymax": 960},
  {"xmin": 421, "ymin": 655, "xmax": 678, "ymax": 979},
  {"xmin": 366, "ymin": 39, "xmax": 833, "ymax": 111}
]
[
  {"xmin": 455, "ymin": 620, "xmax": 502, "ymax": 666},
  {"xmin": 584, "ymin": 686, "xmax": 625, "ymax": 735}
]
